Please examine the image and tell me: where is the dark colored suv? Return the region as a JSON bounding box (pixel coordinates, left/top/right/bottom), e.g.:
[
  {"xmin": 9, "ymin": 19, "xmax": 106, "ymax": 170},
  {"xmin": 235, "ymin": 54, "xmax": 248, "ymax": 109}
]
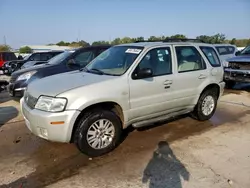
[
  {"xmin": 0, "ymin": 52, "xmax": 17, "ymax": 70},
  {"xmin": 2, "ymin": 51, "xmax": 63, "ymax": 75},
  {"xmin": 8, "ymin": 45, "xmax": 111, "ymax": 97}
]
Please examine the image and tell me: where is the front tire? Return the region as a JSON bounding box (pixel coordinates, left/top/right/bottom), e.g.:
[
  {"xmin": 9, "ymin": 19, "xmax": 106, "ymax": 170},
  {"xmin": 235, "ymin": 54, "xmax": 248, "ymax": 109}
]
[
  {"xmin": 191, "ymin": 89, "xmax": 218, "ymax": 121},
  {"xmin": 74, "ymin": 110, "xmax": 122, "ymax": 157}
]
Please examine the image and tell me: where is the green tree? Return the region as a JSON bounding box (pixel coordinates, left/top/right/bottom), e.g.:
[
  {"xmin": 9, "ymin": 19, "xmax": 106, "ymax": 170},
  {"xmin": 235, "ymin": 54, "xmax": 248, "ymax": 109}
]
[
  {"xmin": 196, "ymin": 35, "xmax": 212, "ymax": 43},
  {"xmin": 19, "ymin": 46, "xmax": 33, "ymax": 53},
  {"xmin": 170, "ymin": 34, "xmax": 186, "ymax": 39},
  {"xmin": 92, "ymin": 41, "xmax": 110, "ymax": 46},
  {"xmin": 0, "ymin": 45, "xmax": 11, "ymax": 52},
  {"xmin": 111, "ymin": 38, "xmax": 122, "ymax": 45},
  {"xmin": 148, "ymin": 36, "xmax": 160, "ymax": 41},
  {"xmin": 230, "ymin": 38, "xmax": 237, "ymax": 45},
  {"xmin": 121, "ymin": 37, "xmax": 133, "ymax": 43},
  {"xmin": 56, "ymin": 41, "xmax": 70, "ymax": 46},
  {"xmin": 247, "ymin": 39, "xmax": 250, "ymax": 46}
]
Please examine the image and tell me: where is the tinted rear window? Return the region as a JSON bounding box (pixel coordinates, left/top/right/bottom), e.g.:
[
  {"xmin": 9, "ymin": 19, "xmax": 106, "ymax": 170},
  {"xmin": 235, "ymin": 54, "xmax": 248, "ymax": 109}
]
[{"xmin": 1, "ymin": 52, "xmax": 17, "ymax": 61}]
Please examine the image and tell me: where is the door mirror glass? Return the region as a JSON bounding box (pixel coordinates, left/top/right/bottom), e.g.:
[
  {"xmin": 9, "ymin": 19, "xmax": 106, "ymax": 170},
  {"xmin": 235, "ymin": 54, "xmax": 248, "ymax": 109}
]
[{"xmin": 133, "ymin": 68, "xmax": 153, "ymax": 79}]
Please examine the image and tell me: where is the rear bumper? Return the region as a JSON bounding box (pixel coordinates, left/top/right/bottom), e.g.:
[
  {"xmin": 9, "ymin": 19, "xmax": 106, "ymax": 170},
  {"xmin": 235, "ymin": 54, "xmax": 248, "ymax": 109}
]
[{"xmin": 224, "ymin": 68, "xmax": 250, "ymax": 82}]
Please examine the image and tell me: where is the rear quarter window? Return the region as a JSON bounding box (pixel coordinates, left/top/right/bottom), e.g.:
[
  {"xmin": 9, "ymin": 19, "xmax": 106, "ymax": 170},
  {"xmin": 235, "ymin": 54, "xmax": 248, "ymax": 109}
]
[{"xmin": 200, "ymin": 46, "xmax": 221, "ymax": 67}]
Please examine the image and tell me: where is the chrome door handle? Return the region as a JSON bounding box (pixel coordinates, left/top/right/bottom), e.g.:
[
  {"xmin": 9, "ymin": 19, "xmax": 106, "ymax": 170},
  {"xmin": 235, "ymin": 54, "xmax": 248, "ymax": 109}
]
[
  {"xmin": 198, "ymin": 74, "xmax": 207, "ymax": 79},
  {"xmin": 163, "ymin": 80, "xmax": 173, "ymax": 85}
]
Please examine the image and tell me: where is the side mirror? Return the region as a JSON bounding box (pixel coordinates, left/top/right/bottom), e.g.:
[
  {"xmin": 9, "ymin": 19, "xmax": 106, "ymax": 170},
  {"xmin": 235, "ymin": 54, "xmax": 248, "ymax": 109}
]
[
  {"xmin": 132, "ymin": 68, "xmax": 153, "ymax": 79},
  {"xmin": 235, "ymin": 51, "xmax": 241, "ymax": 56}
]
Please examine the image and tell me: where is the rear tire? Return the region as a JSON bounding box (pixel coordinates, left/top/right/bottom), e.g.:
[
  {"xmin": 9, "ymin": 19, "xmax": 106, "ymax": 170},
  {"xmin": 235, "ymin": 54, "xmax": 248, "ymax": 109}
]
[
  {"xmin": 225, "ymin": 80, "xmax": 236, "ymax": 89},
  {"xmin": 73, "ymin": 109, "xmax": 122, "ymax": 157},
  {"xmin": 190, "ymin": 89, "xmax": 218, "ymax": 121}
]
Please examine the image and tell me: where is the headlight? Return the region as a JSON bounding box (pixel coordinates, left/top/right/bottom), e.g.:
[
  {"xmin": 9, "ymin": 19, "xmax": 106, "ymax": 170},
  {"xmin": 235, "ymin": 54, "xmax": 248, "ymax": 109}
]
[
  {"xmin": 17, "ymin": 71, "xmax": 37, "ymax": 81},
  {"xmin": 223, "ymin": 61, "xmax": 229, "ymax": 67},
  {"xmin": 35, "ymin": 96, "xmax": 67, "ymax": 112}
]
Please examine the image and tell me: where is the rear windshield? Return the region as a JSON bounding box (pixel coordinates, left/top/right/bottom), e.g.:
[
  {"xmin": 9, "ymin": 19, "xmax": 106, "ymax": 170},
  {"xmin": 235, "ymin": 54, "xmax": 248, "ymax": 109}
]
[{"xmin": 1, "ymin": 52, "xmax": 17, "ymax": 61}]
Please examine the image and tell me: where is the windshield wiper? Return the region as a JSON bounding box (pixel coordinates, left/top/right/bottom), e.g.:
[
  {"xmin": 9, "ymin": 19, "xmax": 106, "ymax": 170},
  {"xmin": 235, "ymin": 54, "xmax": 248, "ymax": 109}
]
[
  {"xmin": 79, "ymin": 67, "xmax": 88, "ymax": 72},
  {"xmin": 89, "ymin": 68, "xmax": 104, "ymax": 75}
]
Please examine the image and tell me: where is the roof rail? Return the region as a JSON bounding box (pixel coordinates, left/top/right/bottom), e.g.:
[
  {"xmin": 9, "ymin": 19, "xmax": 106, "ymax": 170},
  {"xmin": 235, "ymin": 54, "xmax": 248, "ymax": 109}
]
[{"xmin": 135, "ymin": 38, "xmax": 205, "ymax": 43}]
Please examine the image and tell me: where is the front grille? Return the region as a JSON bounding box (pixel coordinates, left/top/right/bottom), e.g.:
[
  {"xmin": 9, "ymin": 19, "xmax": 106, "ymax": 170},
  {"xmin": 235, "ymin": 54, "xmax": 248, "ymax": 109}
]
[
  {"xmin": 24, "ymin": 92, "xmax": 37, "ymax": 109},
  {"xmin": 229, "ymin": 62, "xmax": 250, "ymax": 70}
]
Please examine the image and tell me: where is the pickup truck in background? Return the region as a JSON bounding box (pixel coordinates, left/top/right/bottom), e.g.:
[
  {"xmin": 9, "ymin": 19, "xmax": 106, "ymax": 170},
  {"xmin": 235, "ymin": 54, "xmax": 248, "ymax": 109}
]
[{"xmin": 224, "ymin": 45, "xmax": 250, "ymax": 88}]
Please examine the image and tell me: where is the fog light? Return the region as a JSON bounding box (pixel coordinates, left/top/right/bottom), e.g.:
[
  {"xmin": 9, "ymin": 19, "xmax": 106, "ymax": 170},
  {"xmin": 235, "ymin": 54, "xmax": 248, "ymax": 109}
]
[{"xmin": 38, "ymin": 127, "xmax": 48, "ymax": 138}]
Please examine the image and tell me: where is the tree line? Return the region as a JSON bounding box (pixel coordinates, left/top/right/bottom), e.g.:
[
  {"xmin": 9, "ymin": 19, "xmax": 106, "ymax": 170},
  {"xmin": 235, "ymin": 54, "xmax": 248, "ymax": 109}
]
[
  {"xmin": 53, "ymin": 33, "xmax": 250, "ymax": 47},
  {"xmin": 0, "ymin": 33, "xmax": 250, "ymax": 53}
]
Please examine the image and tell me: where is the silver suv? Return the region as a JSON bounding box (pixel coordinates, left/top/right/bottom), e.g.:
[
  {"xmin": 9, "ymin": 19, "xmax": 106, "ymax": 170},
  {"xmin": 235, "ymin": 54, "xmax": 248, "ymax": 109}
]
[{"xmin": 20, "ymin": 39, "xmax": 225, "ymax": 157}]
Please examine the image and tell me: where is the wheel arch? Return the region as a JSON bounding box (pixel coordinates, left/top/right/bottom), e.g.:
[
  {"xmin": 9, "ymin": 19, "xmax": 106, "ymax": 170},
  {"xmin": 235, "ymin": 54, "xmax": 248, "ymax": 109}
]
[
  {"xmin": 70, "ymin": 101, "xmax": 124, "ymax": 143},
  {"xmin": 200, "ymin": 83, "xmax": 220, "ymax": 99}
]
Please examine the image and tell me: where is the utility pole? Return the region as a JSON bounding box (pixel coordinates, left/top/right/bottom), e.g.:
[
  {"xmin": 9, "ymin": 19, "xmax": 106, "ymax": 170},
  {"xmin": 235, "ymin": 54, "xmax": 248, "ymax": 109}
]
[{"xmin": 3, "ymin": 36, "xmax": 6, "ymax": 45}]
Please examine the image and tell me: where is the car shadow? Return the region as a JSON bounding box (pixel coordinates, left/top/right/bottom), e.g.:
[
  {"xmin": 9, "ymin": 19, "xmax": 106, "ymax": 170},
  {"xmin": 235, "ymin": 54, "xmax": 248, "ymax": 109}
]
[
  {"xmin": 0, "ymin": 104, "xmax": 249, "ymax": 188},
  {"xmin": 0, "ymin": 106, "xmax": 19, "ymax": 126},
  {"xmin": 224, "ymin": 83, "xmax": 250, "ymax": 95},
  {"xmin": 0, "ymin": 92, "xmax": 11, "ymax": 104},
  {"xmin": 142, "ymin": 141, "xmax": 189, "ymax": 188}
]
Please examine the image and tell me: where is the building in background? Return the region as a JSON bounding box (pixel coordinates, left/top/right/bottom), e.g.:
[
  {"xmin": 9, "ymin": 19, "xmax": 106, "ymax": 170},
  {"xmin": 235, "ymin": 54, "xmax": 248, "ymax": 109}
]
[{"xmin": 18, "ymin": 45, "xmax": 73, "ymax": 53}]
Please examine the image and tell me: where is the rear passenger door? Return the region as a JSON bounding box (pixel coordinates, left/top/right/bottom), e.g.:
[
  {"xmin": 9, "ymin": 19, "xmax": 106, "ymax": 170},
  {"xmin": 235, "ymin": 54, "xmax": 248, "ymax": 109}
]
[{"xmin": 172, "ymin": 45, "xmax": 209, "ymax": 108}]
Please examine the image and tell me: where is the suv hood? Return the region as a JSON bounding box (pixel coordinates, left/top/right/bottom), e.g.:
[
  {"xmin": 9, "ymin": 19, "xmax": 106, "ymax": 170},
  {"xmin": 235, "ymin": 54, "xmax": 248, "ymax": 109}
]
[
  {"xmin": 228, "ymin": 55, "xmax": 250, "ymax": 62},
  {"xmin": 27, "ymin": 71, "xmax": 115, "ymax": 98}
]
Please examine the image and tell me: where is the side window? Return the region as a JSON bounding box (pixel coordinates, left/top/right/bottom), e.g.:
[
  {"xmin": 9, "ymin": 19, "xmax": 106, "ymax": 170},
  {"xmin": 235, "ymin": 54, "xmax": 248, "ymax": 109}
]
[
  {"xmin": 29, "ymin": 53, "xmax": 40, "ymax": 61},
  {"xmin": 215, "ymin": 46, "xmax": 229, "ymax": 55},
  {"xmin": 200, "ymin": 46, "xmax": 221, "ymax": 67},
  {"xmin": 135, "ymin": 47, "xmax": 172, "ymax": 77},
  {"xmin": 74, "ymin": 51, "xmax": 95, "ymax": 67},
  {"xmin": 176, "ymin": 46, "xmax": 206, "ymax": 73},
  {"xmin": 228, "ymin": 47, "xmax": 235, "ymax": 54},
  {"xmin": 40, "ymin": 53, "xmax": 53, "ymax": 61}
]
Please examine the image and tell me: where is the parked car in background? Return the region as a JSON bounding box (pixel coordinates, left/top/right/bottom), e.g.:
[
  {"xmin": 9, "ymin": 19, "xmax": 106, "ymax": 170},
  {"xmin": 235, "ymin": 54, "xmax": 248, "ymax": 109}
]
[
  {"xmin": 2, "ymin": 51, "xmax": 63, "ymax": 75},
  {"xmin": 213, "ymin": 44, "xmax": 238, "ymax": 66},
  {"xmin": 0, "ymin": 52, "xmax": 17, "ymax": 74},
  {"xmin": 20, "ymin": 39, "xmax": 225, "ymax": 157},
  {"xmin": 8, "ymin": 45, "xmax": 111, "ymax": 97},
  {"xmin": 21, "ymin": 60, "xmax": 52, "ymax": 69},
  {"xmin": 224, "ymin": 45, "xmax": 250, "ymax": 88}
]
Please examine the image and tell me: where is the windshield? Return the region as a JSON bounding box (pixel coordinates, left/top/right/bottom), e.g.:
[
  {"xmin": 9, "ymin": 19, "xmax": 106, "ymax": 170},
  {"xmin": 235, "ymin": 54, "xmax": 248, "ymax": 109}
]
[
  {"xmin": 240, "ymin": 45, "xmax": 250, "ymax": 55},
  {"xmin": 85, "ymin": 46, "xmax": 143, "ymax": 76},
  {"xmin": 47, "ymin": 51, "xmax": 74, "ymax": 65}
]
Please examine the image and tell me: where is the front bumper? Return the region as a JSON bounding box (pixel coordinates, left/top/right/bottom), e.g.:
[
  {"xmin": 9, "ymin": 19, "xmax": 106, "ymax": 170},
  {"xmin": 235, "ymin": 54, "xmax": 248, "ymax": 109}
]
[
  {"xmin": 20, "ymin": 97, "xmax": 80, "ymax": 143},
  {"xmin": 7, "ymin": 80, "xmax": 27, "ymax": 97},
  {"xmin": 224, "ymin": 68, "xmax": 250, "ymax": 82}
]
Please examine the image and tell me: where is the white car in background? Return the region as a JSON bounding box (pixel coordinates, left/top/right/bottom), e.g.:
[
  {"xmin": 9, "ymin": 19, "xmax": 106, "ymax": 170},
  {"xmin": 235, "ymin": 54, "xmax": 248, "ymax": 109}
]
[{"xmin": 213, "ymin": 44, "xmax": 238, "ymax": 67}]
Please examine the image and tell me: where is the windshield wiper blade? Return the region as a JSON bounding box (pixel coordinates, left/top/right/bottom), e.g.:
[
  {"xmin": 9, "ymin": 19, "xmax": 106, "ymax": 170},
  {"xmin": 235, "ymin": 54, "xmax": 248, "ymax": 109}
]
[
  {"xmin": 79, "ymin": 67, "xmax": 88, "ymax": 72},
  {"xmin": 89, "ymin": 68, "xmax": 104, "ymax": 75}
]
